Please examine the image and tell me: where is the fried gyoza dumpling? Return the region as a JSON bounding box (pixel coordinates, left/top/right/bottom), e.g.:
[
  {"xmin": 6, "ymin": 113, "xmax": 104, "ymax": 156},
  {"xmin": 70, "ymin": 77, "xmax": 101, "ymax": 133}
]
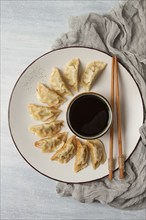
[
  {"xmin": 74, "ymin": 139, "xmax": 89, "ymax": 172},
  {"xmin": 28, "ymin": 104, "xmax": 61, "ymax": 122},
  {"xmin": 86, "ymin": 139, "xmax": 106, "ymax": 169},
  {"xmin": 49, "ymin": 68, "xmax": 72, "ymax": 96},
  {"xmin": 34, "ymin": 132, "xmax": 68, "ymax": 153},
  {"xmin": 63, "ymin": 58, "xmax": 80, "ymax": 92},
  {"xmin": 80, "ymin": 61, "xmax": 107, "ymax": 91},
  {"xmin": 29, "ymin": 120, "xmax": 64, "ymax": 138},
  {"xmin": 51, "ymin": 136, "xmax": 77, "ymax": 163},
  {"xmin": 36, "ymin": 83, "xmax": 65, "ymax": 107}
]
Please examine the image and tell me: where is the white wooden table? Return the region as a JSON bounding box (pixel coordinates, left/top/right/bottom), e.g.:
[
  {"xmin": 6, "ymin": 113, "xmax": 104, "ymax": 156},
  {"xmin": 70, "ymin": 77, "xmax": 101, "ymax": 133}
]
[{"xmin": 1, "ymin": 1, "xmax": 145, "ymax": 219}]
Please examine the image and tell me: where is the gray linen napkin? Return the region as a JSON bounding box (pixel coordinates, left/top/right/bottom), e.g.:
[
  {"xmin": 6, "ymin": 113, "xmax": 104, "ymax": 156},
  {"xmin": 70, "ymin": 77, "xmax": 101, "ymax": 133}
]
[{"xmin": 52, "ymin": 0, "xmax": 146, "ymax": 210}]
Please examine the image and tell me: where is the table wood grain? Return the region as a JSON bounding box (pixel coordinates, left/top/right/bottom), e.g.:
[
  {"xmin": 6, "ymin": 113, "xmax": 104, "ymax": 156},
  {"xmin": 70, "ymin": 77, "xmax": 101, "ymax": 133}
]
[{"xmin": 1, "ymin": 1, "xmax": 145, "ymax": 219}]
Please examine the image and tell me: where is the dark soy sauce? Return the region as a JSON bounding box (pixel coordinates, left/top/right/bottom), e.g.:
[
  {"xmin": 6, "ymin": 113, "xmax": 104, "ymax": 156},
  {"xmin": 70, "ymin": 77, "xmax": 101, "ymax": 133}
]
[{"xmin": 68, "ymin": 94, "xmax": 109, "ymax": 138}]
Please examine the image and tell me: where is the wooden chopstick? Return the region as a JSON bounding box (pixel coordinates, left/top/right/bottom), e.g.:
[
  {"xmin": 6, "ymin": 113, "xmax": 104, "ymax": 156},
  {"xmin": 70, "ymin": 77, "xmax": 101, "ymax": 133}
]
[
  {"xmin": 108, "ymin": 57, "xmax": 115, "ymax": 180},
  {"xmin": 108, "ymin": 56, "xmax": 124, "ymax": 180},
  {"xmin": 115, "ymin": 56, "xmax": 124, "ymax": 179}
]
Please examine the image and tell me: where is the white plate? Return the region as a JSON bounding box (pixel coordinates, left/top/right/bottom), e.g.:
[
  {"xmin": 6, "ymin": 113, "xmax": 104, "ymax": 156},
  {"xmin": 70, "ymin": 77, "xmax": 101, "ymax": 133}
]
[{"xmin": 9, "ymin": 47, "xmax": 144, "ymax": 183}]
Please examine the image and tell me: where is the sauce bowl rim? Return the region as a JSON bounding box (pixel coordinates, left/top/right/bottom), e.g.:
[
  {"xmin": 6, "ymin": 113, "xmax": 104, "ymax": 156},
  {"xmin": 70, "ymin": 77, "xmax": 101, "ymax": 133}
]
[{"xmin": 66, "ymin": 92, "xmax": 113, "ymax": 140}]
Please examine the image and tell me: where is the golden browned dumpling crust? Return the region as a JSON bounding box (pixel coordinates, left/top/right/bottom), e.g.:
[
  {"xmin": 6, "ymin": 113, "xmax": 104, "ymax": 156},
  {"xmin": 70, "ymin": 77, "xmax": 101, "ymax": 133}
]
[
  {"xmin": 86, "ymin": 139, "xmax": 106, "ymax": 169},
  {"xmin": 34, "ymin": 132, "xmax": 68, "ymax": 153},
  {"xmin": 63, "ymin": 58, "xmax": 80, "ymax": 92},
  {"xmin": 49, "ymin": 68, "xmax": 72, "ymax": 96},
  {"xmin": 51, "ymin": 135, "xmax": 77, "ymax": 163},
  {"xmin": 74, "ymin": 139, "xmax": 89, "ymax": 172},
  {"xmin": 80, "ymin": 61, "xmax": 107, "ymax": 91},
  {"xmin": 29, "ymin": 120, "xmax": 64, "ymax": 138},
  {"xmin": 28, "ymin": 104, "xmax": 61, "ymax": 122},
  {"xmin": 36, "ymin": 83, "xmax": 65, "ymax": 107}
]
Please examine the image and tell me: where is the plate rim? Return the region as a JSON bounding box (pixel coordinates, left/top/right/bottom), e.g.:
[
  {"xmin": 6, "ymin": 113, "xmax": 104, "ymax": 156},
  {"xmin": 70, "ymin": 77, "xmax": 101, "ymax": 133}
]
[{"xmin": 8, "ymin": 46, "xmax": 145, "ymax": 183}]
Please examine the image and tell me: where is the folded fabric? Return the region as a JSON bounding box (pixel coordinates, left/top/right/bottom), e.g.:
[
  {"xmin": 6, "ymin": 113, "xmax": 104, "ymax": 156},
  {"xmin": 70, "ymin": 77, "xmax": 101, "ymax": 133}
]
[{"xmin": 52, "ymin": 0, "xmax": 146, "ymax": 210}]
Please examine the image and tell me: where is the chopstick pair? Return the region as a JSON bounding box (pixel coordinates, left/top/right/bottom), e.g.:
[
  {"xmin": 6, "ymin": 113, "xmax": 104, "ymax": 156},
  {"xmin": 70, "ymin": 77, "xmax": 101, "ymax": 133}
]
[{"xmin": 108, "ymin": 56, "xmax": 125, "ymax": 180}]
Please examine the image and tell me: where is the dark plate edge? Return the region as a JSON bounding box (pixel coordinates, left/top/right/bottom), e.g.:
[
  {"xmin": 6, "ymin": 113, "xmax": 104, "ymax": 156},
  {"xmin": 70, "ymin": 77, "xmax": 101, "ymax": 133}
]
[{"xmin": 8, "ymin": 46, "xmax": 145, "ymax": 184}]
